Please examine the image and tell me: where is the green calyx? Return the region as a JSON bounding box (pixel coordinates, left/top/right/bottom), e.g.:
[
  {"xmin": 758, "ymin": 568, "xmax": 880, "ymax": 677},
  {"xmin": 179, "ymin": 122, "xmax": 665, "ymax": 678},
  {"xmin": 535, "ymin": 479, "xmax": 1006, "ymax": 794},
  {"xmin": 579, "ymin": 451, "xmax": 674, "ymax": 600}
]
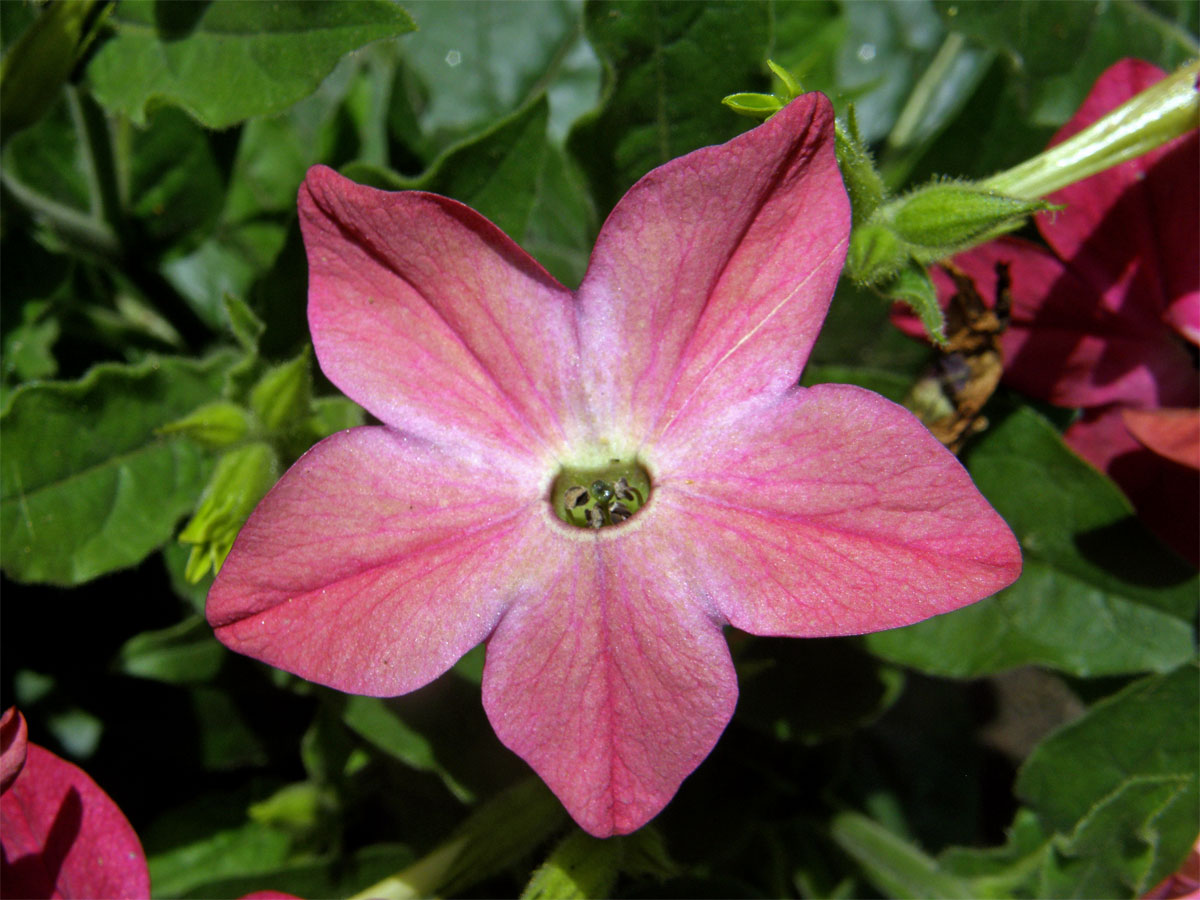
[{"xmin": 552, "ymin": 459, "xmax": 651, "ymax": 529}]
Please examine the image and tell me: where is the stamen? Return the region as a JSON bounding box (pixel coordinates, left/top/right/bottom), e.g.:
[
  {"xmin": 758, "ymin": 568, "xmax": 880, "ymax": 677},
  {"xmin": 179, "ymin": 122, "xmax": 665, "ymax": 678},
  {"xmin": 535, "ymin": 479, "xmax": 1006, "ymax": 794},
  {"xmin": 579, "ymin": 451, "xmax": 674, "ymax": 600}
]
[{"xmin": 551, "ymin": 458, "xmax": 652, "ymax": 529}]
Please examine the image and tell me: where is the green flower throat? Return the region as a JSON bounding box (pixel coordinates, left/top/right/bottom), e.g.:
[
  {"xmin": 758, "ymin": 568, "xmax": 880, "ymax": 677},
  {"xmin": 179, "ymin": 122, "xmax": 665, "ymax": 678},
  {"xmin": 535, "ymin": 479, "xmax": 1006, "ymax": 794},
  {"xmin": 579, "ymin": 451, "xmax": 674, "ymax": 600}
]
[{"xmin": 552, "ymin": 459, "xmax": 651, "ymax": 529}]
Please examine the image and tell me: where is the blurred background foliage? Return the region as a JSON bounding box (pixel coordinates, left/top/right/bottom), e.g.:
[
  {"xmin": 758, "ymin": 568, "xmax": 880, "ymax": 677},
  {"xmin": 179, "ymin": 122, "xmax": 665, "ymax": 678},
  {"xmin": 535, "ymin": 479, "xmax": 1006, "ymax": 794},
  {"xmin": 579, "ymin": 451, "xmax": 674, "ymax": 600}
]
[{"xmin": 1, "ymin": 1, "xmax": 1196, "ymax": 897}]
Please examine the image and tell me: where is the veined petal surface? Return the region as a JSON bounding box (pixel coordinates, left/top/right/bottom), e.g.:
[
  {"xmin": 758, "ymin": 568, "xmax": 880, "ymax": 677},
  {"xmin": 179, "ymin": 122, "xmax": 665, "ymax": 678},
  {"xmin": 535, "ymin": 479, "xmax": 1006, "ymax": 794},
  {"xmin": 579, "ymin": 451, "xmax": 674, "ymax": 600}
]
[
  {"xmin": 208, "ymin": 427, "xmax": 547, "ymax": 696},
  {"xmin": 574, "ymin": 94, "xmax": 850, "ymax": 448},
  {"xmin": 300, "ymin": 166, "xmax": 585, "ymax": 465},
  {"xmin": 651, "ymin": 384, "xmax": 1022, "ymax": 636},
  {"xmin": 482, "ymin": 514, "xmax": 737, "ymax": 838}
]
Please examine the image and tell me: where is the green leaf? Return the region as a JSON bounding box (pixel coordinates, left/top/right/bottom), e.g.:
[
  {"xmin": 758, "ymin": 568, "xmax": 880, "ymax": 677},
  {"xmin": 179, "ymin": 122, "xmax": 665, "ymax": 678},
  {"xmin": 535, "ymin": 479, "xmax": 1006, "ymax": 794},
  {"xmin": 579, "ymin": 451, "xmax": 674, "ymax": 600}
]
[
  {"xmin": 342, "ymin": 695, "xmax": 475, "ymax": 803},
  {"xmin": 831, "ymin": 811, "xmax": 974, "ymax": 899},
  {"xmin": 0, "ymin": 353, "xmax": 233, "ymax": 585},
  {"xmin": 568, "ymin": 1, "xmax": 771, "ymax": 211},
  {"xmin": 344, "ymin": 96, "xmax": 551, "ymax": 243},
  {"xmin": 868, "ymin": 402, "xmax": 1198, "ymax": 677},
  {"xmin": 942, "ymin": 665, "xmax": 1200, "ymax": 898},
  {"xmin": 0, "ymin": 0, "xmax": 110, "ymax": 140},
  {"xmin": 522, "ymin": 831, "xmax": 621, "ymax": 900},
  {"xmin": 393, "ymin": 0, "xmax": 596, "ymax": 147},
  {"xmin": 85, "ymin": 0, "xmax": 416, "ymax": 129},
  {"xmin": 116, "ymin": 615, "xmax": 224, "ymax": 685}
]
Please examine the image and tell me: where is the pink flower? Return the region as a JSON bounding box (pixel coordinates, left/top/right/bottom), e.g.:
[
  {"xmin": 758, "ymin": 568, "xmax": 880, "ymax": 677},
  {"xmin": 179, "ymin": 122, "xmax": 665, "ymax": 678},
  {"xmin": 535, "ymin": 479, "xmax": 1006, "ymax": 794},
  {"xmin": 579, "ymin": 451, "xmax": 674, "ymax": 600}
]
[
  {"xmin": 902, "ymin": 59, "xmax": 1199, "ymax": 562},
  {"xmin": 206, "ymin": 95, "xmax": 1021, "ymax": 836},
  {"xmin": 1, "ymin": 707, "xmax": 150, "ymax": 899}
]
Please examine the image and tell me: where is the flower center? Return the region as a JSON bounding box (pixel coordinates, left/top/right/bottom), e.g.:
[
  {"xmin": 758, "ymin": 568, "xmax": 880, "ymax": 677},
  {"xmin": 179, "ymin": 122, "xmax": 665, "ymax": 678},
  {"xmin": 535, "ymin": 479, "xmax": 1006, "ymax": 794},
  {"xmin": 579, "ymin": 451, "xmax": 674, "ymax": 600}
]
[{"xmin": 551, "ymin": 458, "xmax": 651, "ymax": 529}]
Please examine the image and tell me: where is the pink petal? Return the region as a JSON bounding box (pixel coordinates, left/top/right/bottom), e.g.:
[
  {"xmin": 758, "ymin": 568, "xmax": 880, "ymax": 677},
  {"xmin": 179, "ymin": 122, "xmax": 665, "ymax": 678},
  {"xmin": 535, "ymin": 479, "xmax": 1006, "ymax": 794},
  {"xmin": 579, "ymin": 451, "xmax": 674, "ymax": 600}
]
[
  {"xmin": 1041, "ymin": 60, "xmax": 1199, "ymax": 326},
  {"xmin": 1, "ymin": 707, "xmax": 28, "ymax": 795},
  {"xmin": 1, "ymin": 742, "xmax": 149, "ymax": 899},
  {"xmin": 574, "ymin": 94, "xmax": 850, "ymax": 448},
  {"xmin": 650, "ymin": 384, "xmax": 1022, "ymax": 636},
  {"xmin": 934, "ymin": 239, "xmax": 1198, "ymax": 409},
  {"xmin": 208, "ymin": 427, "xmax": 546, "ymax": 696},
  {"xmin": 1066, "ymin": 408, "xmax": 1199, "ymax": 565},
  {"xmin": 481, "ymin": 513, "xmax": 737, "ymax": 838},
  {"xmin": 299, "ymin": 166, "xmax": 586, "ymax": 466},
  {"xmin": 1121, "ymin": 407, "xmax": 1200, "ymax": 471}
]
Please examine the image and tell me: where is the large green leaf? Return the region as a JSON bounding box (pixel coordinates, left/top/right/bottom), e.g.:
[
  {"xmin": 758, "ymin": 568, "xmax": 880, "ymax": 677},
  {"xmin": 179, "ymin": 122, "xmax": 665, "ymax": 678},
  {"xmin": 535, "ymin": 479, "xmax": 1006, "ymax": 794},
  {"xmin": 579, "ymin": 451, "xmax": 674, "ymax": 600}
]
[
  {"xmin": 940, "ymin": 664, "xmax": 1199, "ymax": 898},
  {"xmin": 344, "ymin": 96, "xmax": 551, "ymax": 244},
  {"xmin": 568, "ymin": 0, "xmax": 771, "ymax": 212},
  {"xmin": 393, "ymin": 0, "xmax": 596, "ymax": 148},
  {"xmin": 85, "ymin": 0, "xmax": 415, "ymax": 129},
  {"xmin": 867, "ymin": 401, "xmax": 1197, "ymax": 677},
  {"xmin": 0, "ymin": 353, "xmax": 233, "ymax": 584}
]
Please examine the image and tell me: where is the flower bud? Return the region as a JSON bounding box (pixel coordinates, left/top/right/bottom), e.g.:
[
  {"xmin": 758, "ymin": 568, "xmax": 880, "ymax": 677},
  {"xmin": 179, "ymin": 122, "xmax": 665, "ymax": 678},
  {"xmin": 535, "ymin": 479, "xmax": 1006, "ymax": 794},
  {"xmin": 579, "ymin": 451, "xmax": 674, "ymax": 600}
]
[
  {"xmin": 883, "ymin": 182, "xmax": 1049, "ymax": 260},
  {"xmin": 158, "ymin": 401, "xmax": 252, "ymax": 449}
]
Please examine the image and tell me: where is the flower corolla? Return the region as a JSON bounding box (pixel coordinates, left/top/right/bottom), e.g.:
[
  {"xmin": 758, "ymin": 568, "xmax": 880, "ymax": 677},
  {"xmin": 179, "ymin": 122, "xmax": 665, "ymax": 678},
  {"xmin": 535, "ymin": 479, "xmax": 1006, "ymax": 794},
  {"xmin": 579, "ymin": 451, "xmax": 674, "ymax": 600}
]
[{"xmin": 207, "ymin": 95, "xmax": 1021, "ymax": 836}]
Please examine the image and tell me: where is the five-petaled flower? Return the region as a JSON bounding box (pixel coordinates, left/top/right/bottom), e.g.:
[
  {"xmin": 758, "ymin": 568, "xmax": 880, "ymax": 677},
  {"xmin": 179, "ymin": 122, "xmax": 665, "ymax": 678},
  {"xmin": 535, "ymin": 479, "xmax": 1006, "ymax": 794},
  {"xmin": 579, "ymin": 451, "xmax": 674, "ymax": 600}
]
[
  {"xmin": 206, "ymin": 94, "xmax": 1021, "ymax": 837},
  {"xmin": 903, "ymin": 59, "xmax": 1199, "ymax": 563}
]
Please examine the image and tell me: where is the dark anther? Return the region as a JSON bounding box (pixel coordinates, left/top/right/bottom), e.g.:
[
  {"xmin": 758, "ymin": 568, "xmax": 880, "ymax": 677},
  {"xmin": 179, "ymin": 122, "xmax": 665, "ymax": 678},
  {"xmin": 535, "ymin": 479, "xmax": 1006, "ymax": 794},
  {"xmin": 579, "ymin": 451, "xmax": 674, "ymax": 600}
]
[{"xmin": 563, "ymin": 485, "xmax": 590, "ymax": 509}]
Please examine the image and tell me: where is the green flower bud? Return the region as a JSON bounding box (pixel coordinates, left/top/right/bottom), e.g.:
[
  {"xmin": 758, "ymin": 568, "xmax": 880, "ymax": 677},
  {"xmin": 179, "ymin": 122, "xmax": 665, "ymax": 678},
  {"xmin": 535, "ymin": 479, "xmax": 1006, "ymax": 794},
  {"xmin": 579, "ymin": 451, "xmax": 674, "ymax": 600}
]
[
  {"xmin": 250, "ymin": 347, "xmax": 313, "ymax": 433},
  {"xmin": 883, "ymin": 182, "xmax": 1050, "ymax": 260},
  {"xmin": 178, "ymin": 442, "xmax": 279, "ymax": 581},
  {"xmin": 158, "ymin": 401, "xmax": 253, "ymax": 449}
]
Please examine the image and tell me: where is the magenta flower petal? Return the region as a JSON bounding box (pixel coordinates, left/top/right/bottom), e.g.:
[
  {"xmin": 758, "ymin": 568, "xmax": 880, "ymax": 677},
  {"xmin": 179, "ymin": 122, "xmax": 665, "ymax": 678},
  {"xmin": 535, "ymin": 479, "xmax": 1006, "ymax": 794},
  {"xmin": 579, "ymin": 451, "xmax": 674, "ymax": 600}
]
[
  {"xmin": 209, "ymin": 427, "xmax": 543, "ymax": 696},
  {"xmin": 1040, "ymin": 60, "xmax": 1199, "ymax": 328},
  {"xmin": 574, "ymin": 93, "xmax": 849, "ymax": 446},
  {"xmin": 300, "ymin": 167, "xmax": 585, "ymax": 464},
  {"xmin": 1066, "ymin": 408, "xmax": 1199, "ymax": 564},
  {"xmin": 481, "ymin": 516, "xmax": 737, "ymax": 838},
  {"xmin": 1121, "ymin": 407, "xmax": 1200, "ymax": 470},
  {"xmin": 653, "ymin": 385, "xmax": 1022, "ymax": 636},
  {"xmin": 1, "ymin": 707, "xmax": 28, "ymax": 795},
  {"xmin": 1, "ymin": 737, "xmax": 149, "ymax": 899}
]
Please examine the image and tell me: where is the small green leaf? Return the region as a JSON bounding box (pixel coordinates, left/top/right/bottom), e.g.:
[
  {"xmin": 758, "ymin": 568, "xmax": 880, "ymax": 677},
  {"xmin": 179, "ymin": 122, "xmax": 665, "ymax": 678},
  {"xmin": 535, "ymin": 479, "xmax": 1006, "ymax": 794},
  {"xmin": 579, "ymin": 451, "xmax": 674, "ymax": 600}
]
[
  {"xmin": 831, "ymin": 811, "xmax": 974, "ymax": 900},
  {"xmin": 85, "ymin": 0, "xmax": 416, "ymax": 129},
  {"xmin": 116, "ymin": 616, "xmax": 224, "ymax": 685},
  {"xmin": 342, "ymin": 695, "xmax": 475, "ymax": 803},
  {"xmin": 0, "ymin": 353, "xmax": 232, "ymax": 585},
  {"xmin": 721, "ymin": 92, "xmax": 784, "ymax": 119},
  {"xmin": 159, "ymin": 401, "xmax": 253, "ymax": 449},
  {"xmin": 881, "ymin": 262, "xmax": 947, "ymax": 345}
]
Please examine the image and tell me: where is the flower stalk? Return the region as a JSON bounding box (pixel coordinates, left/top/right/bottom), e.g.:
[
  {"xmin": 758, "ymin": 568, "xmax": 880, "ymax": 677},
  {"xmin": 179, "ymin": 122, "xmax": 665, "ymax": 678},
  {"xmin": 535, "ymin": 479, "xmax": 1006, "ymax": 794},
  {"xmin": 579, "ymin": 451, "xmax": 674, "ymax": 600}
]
[{"xmin": 983, "ymin": 58, "xmax": 1200, "ymax": 199}]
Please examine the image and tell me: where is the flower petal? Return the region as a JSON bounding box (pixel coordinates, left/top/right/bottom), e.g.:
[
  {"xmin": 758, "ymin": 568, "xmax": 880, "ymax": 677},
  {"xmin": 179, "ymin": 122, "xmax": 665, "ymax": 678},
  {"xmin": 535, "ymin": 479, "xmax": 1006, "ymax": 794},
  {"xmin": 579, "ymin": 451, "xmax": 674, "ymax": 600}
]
[
  {"xmin": 1, "ymin": 742, "xmax": 149, "ymax": 899},
  {"xmin": 1, "ymin": 707, "xmax": 28, "ymax": 795},
  {"xmin": 481, "ymin": 517, "xmax": 737, "ymax": 838},
  {"xmin": 1041, "ymin": 60, "xmax": 1199, "ymax": 326},
  {"xmin": 931, "ymin": 239, "xmax": 1199, "ymax": 409},
  {"xmin": 299, "ymin": 166, "xmax": 585, "ymax": 465},
  {"xmin": 1066, "ymin": 408, "xmax": 1198, "ymax": 565},
  {"xmin": 1121, "ymin": 407, "xmax": 1200, "ymax": 471},
  {"xmin": 207, "ymin": 427, "xmax": 546, "ymax": 696},
  {"xmin": 574, "ymin": 94, "xmax": 849, "ymax": 449},
  {"xmin": 651, "ymin": 384, "xmax": 1022, "ymax": 636}
]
